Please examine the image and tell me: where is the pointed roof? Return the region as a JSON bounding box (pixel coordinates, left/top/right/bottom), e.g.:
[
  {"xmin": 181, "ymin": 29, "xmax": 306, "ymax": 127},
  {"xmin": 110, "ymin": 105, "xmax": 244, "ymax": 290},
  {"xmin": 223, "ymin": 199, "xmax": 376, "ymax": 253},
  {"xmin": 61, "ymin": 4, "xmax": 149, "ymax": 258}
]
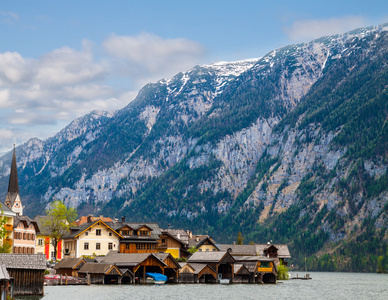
[
  {"xmin": 5, "ymin": 146, "xmax": 20, "ymax": 208},
  {"xmin": 8, "ymin": 146, "xmax": 19, "ymax": 195}
]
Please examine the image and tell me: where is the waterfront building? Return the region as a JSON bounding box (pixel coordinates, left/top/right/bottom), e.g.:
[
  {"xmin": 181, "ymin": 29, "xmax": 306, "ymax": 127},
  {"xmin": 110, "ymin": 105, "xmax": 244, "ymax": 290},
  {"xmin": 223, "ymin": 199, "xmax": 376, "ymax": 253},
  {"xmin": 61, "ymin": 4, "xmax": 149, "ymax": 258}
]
[
  {"xmin": 54, "ymin": 257, "xmax": 86, "ymax": 277},
  {"xmin": 78, "ymin": 262, "xmax": 122, "ymax": 284},
  {"xmin": 188, "ymin": 235, "xmax": 219, "ymax": 252},
  {"xmin": 62, "ymin": 218, "xmax": 122, "ymax": 258},
  {"xmin": 0, "ymin": 253, "xmax": 46, "ymax": 296}
]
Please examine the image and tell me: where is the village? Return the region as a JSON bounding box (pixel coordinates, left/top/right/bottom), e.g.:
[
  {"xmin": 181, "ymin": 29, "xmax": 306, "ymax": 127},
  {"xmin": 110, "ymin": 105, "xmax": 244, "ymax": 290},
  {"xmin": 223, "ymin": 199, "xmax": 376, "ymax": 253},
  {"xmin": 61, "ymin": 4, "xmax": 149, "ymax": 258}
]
[{"xmin": 0, "ymin": 147, "xmax": 291, "ymax": 297}]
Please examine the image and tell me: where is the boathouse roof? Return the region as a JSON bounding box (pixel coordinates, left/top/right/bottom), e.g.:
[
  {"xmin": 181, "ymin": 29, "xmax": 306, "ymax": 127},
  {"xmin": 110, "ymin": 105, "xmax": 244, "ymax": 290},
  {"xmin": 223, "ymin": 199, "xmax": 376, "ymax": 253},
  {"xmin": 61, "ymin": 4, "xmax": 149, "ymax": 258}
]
[
  {"xmin": 103, "ymin": 253, "xmax": 166, "ymax": 267},
  {"xmin": 54, "ymin": 257, "xmax": 86, "ymax": 270},
  {"xmin": 188, "ymin": 251, "xmax": 235, "ymax": 263},
  {"xmin": 0, "ymin": 254, "xmax": 46, "ymax": 270},
  {"xmin": 78, "ymin": 263, "xmax": 121, "ymax": 275},
  {"xmin": 0, "ymin": 265, "xmax": 10, "ymax": 280}
]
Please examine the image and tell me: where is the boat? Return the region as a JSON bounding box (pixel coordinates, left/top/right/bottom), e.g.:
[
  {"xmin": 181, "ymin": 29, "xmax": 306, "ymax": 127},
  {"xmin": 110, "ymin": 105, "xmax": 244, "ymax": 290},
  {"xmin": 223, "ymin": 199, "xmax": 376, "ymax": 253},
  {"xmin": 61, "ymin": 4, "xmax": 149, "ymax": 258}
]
[{"xmin": 145, "ymin": 272, "xmax": 167, "ymax": 284}]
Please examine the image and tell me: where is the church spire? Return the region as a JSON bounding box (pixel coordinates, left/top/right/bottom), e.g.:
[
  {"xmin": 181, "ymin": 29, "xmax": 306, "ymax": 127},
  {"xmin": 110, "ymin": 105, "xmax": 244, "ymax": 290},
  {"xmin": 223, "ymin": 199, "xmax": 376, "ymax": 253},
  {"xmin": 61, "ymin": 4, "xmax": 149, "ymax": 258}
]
[
  {"xmin": 5, "ymin": 144, "xmax": 23, "ymax": 215},
  {"xmin": 8, "ymin": 144, "xmax": 19, "ymax": 194}
]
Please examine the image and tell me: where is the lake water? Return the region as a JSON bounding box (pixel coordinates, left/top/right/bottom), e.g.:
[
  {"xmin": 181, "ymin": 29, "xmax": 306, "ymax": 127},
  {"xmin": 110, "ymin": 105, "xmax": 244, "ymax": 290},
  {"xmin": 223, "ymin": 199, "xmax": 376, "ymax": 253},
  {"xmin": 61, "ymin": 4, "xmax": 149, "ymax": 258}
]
[{"xmin": 17, "ymin": 272, "xmax": 388, "ymax": 300}]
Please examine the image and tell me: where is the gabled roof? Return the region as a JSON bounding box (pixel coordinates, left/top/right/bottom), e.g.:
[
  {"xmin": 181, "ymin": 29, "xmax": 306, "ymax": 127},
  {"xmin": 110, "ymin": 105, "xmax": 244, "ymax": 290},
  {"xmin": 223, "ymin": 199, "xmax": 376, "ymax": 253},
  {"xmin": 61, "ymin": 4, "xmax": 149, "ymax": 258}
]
[
  {"xmin": 14, "ymin": 215, "xmax": 40, "ymax": 233},
  {"xmin": 234, "ymin": 255, "xmax": 275, "ymax": 262},
  {"xmin": 78, "ymin": 263, "xmax": 121, "ymax": 275},
  {"xmin": 54, "ymin": 257, "xmax": 86, "ymax": 270},
  {"xmin": 234, "ymin": 263, "xmax": 250, "ymax": 275},
  {"xmin": 153, "ymin": 253, "xmax": 180, "ymax": 269},
  {"xmin": 188, "ymin": 236, "xmax": 219, "ymax": 250},
  {"xmin": 107, "ymin": 222, "xmax": 162, "ymax": 240},
  {"xmin": 162, "ymin": 229, "xmax": 189, "ymax": 245},
  {"xmin": 102, "ymin": 253, "xmax": 166, "ymax": 268},
  {"xmin": 218, "ymin": 244, "xmax": 257, "ymax": 256},
  {"xmin": 160, "ymin": 231, "xmax": 185, "ymax": 246},
  {"xmin": 255, "ymin": 244, "xmax": 291, "ymax": 258},
  {"xmin": 188, "ymin": 251, "xmax": 235, "ymax": 263},
  {"xmin": 186, "ymin": 263, "xmax": 215, "ymax": 275},
  {"xmin": 0, "ymin": 254, "xmax": 46, "ymax": 270},
  {"xmin": 63, "ymin": 219, "xmax": 122, "ymax": 240}
]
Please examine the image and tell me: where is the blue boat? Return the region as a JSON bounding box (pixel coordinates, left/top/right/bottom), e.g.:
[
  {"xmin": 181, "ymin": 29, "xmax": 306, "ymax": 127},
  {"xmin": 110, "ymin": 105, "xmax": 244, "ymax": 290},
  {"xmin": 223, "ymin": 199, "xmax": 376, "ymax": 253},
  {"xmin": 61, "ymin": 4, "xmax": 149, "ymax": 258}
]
[{"xmin": 145, "ymin": 272, "xmax": 167, "ymax": 284}]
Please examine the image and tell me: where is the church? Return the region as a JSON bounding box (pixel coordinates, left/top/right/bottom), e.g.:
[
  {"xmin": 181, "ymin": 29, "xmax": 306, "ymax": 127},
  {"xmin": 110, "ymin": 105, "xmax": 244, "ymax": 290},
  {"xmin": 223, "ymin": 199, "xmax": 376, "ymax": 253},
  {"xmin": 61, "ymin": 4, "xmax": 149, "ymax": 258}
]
[{"xmin": 2, "ymin": 145, "xmax": 39, "ymax": 254}]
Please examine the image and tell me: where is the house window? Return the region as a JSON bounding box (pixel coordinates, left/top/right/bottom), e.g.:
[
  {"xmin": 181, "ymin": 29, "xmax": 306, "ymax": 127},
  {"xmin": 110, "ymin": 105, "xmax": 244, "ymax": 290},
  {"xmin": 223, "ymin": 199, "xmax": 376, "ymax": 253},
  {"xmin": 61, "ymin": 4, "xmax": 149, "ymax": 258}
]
[
  {"xmin": 206, "ymin": 249, "xmax": 209, "ymax": 252},
  {"xmin": 199, "ymin": 249, "xmax": 202, "ymax": 252},
  {"xmin": 260, "ymin": 262, "xmax": 270, "ymax": 268},
  {"xmin": 85, "ymin": 231, "xmax": 88, "ymax": 236},
  {"xmin": 125, "ymin": 244, "xmax": 130, "ymax": 250},
  {"xmin": 51, "ymin": 251, "xmax": 55, "ymax": 259},
  {"xmin": 139, "ymin": 230, "xmax": 149, "ymax": 236},
  {"xmin": 121, "ymin": 230, "xmax": 129, "ymax": 235},
  {"xmin": 161, "ymin": 238, "xmax": 166, "ymax": 246},
  {"xmin": 109, "ymin": 232, "xmax": 112, "ymax": 236},
  {"xmin": 96, "ymin": 229, "xmax": 101, "ymax": 236},
  {"xmin": 108, "ymin": 243, "xmax": 113, "ymax": 250},
  {"xmin": 84, "ymin": 242, "xmax": 89, "ymax": 250},
  {"xmin": 96, "ymin": 243, "xmax": 101, "ymax": 250},
  {"xmin": 38, "ymin": 239, "xmax": 43, "ymax": 246}
]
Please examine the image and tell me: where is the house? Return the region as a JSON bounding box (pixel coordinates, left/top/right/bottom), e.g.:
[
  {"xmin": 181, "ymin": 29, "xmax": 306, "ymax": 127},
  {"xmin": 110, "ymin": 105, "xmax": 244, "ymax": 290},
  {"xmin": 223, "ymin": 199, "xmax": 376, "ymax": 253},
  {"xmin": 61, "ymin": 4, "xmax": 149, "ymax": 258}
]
[
  {"xmin": 178, "ymin": 262, "xmax": 218, "ymax": 283},
  {"xmin": 0, "ymin": 202, "xmax": 16, "ymax": 252},
  {"xmin": 108, "ymin": 218, "xmax": 162, "ymax": 254},
  {"xmin": 102, "ymin": 252, "xmax": 167, "ymax": 284},
  {"xmin": 234, "ymin": 256, "xmax": 277, "ymax": 283},
  {"xmin": 34, "ymin": 215, "xmax": 63, "ymax": 261},
  {"xmin": 158, "ymin": 230, "xmax": 187, "ymax": 259},
  {"xmin": 78, "ymin": 263, "xmax": 122, "ymax": 284},
  {"xmin": 54, "ymin": 257, "xmax": 86, "ymax": 277},
  {"xmin": 0, "ymin": 253, "xmax": 46, "ymax": 296},
  {"xmin": 255, "ymin": 244, "xmax": 291, "ymax": 266},
  {"xmin": 13, "ymin": 215, "xmax": 39, "ymax": 254},
  {"xmin": 62, "ymin": 218, "xmax": 122, "ymax": 257},
  {"xmin": 187, "ymin": 251, "xmax": 235, "ymax": 282},
  {"xmin": 188, "ymin": 235, "xmax": 219, "ymax": 252}
]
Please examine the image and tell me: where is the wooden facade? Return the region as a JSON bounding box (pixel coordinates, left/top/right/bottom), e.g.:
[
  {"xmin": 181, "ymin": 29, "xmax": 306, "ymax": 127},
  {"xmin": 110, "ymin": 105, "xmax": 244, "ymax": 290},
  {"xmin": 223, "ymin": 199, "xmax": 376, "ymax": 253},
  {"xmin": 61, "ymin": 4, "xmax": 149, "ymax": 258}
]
[{"xmin": 0, "ymin": 254, "xmax": 46, "ymax": 296}]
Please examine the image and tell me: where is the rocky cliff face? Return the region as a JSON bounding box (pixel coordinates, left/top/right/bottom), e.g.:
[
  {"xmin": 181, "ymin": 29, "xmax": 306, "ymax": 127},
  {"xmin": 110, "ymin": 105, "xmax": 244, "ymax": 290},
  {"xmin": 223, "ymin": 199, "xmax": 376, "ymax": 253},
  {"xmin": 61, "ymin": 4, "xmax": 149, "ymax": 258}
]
[{"xmin": 0, "ymin": 24, "xmax": 387, "ymax": 270}]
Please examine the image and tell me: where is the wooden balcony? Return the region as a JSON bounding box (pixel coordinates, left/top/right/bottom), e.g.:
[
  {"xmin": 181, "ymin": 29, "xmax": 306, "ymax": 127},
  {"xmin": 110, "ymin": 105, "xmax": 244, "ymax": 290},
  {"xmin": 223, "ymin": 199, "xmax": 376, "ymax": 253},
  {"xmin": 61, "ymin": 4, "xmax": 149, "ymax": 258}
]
[{"xmin": 4, "ymin": 224, "xmax": 13, "ymax": 231}]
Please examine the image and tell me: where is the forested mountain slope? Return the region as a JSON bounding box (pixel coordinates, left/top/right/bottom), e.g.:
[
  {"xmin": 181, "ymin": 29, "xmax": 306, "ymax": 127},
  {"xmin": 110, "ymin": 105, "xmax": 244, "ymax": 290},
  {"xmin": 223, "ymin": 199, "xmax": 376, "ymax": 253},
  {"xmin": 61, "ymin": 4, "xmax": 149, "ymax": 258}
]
[{"xmin": 0, "ymin": 24, "xmax": 387, "ymax": 272}]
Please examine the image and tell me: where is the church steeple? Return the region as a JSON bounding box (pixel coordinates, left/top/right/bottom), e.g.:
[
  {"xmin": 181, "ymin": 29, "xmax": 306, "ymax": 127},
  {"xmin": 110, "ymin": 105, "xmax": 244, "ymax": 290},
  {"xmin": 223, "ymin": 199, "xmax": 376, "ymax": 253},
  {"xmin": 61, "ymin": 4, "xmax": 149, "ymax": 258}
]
[{"xmin": 5, "ymin": 144, "xmax": 23, "ymax": 215}]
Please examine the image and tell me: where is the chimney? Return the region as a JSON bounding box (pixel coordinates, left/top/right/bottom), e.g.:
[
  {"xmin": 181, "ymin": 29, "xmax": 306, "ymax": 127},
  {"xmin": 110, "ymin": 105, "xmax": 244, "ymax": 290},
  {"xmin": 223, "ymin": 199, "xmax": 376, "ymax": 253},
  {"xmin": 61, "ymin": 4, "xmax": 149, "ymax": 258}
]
[
  {"xmin": 121, "ymin": 216, "xmax": 126, "ymax": 223},
  {"xmin": 233, "ymin": 241, "xmax": 236, "ymax": 245},
  {"xmin": 100, "ymin": 215, "xmax": 103, "ymax": 219},
  {"xmin": 87, "ymin": 215, "xmax": 93, "ymax": 223},
  {"xmin": 186, "ymin": 230, "xmax": 192, "ymax": 238},
  {"xmin": 177, "ymin": 234, "xmax": 181, "ymax": 240}
]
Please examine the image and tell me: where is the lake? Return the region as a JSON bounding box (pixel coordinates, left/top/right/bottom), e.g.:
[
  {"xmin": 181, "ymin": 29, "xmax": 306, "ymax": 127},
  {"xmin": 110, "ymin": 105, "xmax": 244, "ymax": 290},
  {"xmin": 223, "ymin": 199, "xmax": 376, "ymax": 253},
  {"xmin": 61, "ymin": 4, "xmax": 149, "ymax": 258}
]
[{"xmin": 17, "ymin": 272, "xmax": 388, "ymax": 300}]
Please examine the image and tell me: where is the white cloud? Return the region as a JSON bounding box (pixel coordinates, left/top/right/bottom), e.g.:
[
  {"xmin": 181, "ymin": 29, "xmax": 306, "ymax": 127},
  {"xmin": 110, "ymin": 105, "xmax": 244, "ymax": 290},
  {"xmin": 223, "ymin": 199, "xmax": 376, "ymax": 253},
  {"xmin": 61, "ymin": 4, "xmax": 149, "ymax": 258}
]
[
  {"xmin": 103, "ymin": 33, "xmax": 205, "ymax": 87},
  {"xmin": 0, "ymin": 11, "xmax": 19, "ymax": 25},
  {"xmin": 0, "ymin": 33, "xmax": 206, "ymax": 152},
  {"xmin": 284, "ymin": 16, "xmax": 367, "ymax": 42}
]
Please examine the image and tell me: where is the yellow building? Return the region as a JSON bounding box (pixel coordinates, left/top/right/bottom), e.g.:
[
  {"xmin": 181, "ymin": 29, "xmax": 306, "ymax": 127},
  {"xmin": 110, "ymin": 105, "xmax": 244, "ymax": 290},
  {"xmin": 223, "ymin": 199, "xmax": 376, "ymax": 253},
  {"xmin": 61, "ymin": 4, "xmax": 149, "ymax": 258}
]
[
  {"xmin": 158, "ymin": 231, "xmax": 186, "ymax": 259},
  {"xmin": 189, "ymin": 235, "xmax": 219, "ymax": 252},
  {"xmin": 62, "ymin": 219, "xmax": 122, "ymax": 258},
  {"xmin": 0, "ymin": 202, "xmax": 16, "ymax": 250}
]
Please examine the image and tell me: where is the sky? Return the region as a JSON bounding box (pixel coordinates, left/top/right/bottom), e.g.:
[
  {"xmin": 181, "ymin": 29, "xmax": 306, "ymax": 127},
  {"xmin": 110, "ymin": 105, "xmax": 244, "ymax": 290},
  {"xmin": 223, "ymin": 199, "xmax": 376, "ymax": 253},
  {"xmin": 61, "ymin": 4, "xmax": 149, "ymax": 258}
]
[{"xmin": 0, "ymin": 0, "xmax": 387, "ymax": 153}]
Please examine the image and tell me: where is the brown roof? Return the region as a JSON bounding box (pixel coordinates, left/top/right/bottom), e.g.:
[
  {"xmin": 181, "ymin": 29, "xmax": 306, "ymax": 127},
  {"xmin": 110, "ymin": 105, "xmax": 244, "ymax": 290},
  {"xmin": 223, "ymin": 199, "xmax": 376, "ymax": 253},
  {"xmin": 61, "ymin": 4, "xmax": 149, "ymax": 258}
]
[
  {"xmin": 188, "ymin": 251, "xmax": 235, "ymax": 263},
  {"xmin": 255, "ymin": 244, "xmax": 291, "ymax": 258},
  {"xmin": 54, "ymin": 257, "xmax": 86, "ymax": 270},
  {"xmin": 0, "ymin": 254, "xmax": 46, "ymax": 270},
  {"xmin": 218, "ymin": 244, "xmax": 257, "ymax": 256},
  {"xmin": 162, "ymin": 229, "xmax": 189, "ymax": 245},
  {"xmin": 14, "ymin": 215, "xmax": 40, "ymax": 233},
  {"xmin": 234, "ymin": 255, "xmax": 275, "ymax": 262},
  {"xmin": 75, "ymin": 216, "xmax": 113, "ymax": 226},
  {"xmin": 102, "ymin": 253, "xmax": 166, "ymax": 268},
  {"xmin": 78, "ymin": 263, "xmax": 121, "ymax": 275}
]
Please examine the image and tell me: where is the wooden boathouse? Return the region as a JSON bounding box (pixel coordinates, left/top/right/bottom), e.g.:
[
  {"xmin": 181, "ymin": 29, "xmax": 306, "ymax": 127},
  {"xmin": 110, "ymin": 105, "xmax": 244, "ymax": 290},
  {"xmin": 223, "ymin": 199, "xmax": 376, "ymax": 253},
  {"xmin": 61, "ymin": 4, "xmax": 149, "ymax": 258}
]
[
  {"xmin": 78, "ymin": 263, "xmax": 122, "ymax": 284},
  {"xmin": 54, "ymin": 257, "xmax": 86, "ymax": 277},
  {"xmin": 178, "ymin": 262, "xmax": 218, "ymax": 283},
  {"xmin": 0, "ymin": 254, "xmax": 46, "ymax": 296}
]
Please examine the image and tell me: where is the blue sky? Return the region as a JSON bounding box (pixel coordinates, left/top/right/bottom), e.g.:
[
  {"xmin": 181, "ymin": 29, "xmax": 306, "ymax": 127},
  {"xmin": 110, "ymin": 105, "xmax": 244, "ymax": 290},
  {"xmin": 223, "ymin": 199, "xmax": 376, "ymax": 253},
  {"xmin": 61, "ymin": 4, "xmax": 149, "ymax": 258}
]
[{"xmin": 0, "ymin": 0, "xmax": 387, "ymax": 153}]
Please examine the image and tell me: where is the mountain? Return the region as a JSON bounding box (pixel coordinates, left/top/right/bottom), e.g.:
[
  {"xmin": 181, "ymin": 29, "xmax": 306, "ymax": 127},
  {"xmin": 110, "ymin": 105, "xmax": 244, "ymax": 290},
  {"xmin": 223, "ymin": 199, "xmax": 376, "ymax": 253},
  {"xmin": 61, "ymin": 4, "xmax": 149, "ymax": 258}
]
[{"xmin": 1, "ymin": 24, "xmax": 387, "ymax": 272}]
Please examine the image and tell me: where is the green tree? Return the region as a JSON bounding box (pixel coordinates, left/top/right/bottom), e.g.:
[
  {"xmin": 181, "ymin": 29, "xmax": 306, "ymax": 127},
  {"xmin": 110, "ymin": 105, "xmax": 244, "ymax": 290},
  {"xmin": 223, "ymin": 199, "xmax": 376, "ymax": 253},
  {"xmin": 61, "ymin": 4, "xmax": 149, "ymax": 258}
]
[
  {"xmin": 237, "ymin": 232, "xmax": 244, "ymax": 245},
  {"xmin": 277, "ymin": 262, "xmax": 290, "ymax": 280},
  {"xmin": 42, "ymin": 201, "xmax": 77, "ymax": 260},
  {"xmin": 188, "ymin": 246, "xmax": 197, "ymax": 254}
]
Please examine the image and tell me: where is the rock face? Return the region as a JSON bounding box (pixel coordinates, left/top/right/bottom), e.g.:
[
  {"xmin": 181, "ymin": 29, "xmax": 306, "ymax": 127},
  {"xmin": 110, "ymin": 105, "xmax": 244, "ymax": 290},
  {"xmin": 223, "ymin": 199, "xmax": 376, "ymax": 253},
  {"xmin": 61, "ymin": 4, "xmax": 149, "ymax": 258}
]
[{"xmin": 0, "ymin": 24, "xmax": 387, "ymax": 263}]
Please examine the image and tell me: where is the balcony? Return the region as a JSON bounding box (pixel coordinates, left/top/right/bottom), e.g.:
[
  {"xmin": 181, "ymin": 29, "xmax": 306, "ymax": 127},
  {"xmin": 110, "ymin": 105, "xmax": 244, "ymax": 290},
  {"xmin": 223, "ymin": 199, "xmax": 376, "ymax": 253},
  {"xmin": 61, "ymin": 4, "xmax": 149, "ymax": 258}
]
[{"xmin": 4, "ymin": 224, "xmax": 13, "ymax": 231}]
